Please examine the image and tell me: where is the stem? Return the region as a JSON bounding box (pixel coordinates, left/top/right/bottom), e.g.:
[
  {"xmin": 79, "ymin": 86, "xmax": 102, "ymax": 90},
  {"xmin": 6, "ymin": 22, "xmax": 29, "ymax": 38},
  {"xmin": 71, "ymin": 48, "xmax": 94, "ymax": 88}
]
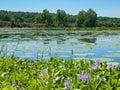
[{"xmin": 95, "ymin": 79, "xmax": 101, "ymax": 90}]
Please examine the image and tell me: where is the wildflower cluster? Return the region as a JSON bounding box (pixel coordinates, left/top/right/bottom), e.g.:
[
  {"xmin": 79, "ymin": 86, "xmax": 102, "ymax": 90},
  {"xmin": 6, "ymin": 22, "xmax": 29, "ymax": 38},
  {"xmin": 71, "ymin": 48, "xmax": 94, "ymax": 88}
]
[
  {"xmin": 78, "ymin": 73, "xmax": 89, "ymax": 83},
  {"xmin": 107, "ymin": 63, "xmax": 114, "ymax": 69},
  {"xmin": 90, "ymin": 59, "xmax": 101, "ymax": 71},
  {"xmin": 0, "ymin": 57, "xmax": 119, "ymax": 90}
]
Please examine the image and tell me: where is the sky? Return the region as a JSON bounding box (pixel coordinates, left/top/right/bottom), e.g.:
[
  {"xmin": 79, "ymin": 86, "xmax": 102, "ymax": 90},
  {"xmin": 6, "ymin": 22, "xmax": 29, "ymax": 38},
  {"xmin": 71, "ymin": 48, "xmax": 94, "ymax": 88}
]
[{"xmin": 0, "ymin": 0, "xmax": 120, "ymax": 17}]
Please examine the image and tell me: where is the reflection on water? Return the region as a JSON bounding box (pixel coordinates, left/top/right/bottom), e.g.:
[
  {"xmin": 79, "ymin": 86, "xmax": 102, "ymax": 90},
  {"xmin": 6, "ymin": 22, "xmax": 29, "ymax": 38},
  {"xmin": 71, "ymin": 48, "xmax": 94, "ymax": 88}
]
[{"xmin": 0, "ymin": 29, "xmax": 120, "ymax": 62}]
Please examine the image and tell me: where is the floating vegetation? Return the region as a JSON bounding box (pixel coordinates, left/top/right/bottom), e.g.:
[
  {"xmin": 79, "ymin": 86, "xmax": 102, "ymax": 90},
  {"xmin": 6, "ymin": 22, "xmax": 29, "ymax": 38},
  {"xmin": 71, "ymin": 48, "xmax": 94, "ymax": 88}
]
[
  {"xmin": 81, "ymin": 37, "xmax": 97, "ymax": 43},
  {"xmin": 0, "ymin": 29, "xmax": 120, "ymax": 62},
  {"xmin": 70, "ymin": 42, "xmax": 78, "ymax": 45},
  {"xmin": 81, "ymin": 35, "xmax": 89, "ymax": 39},
  {"xmin": 0, "ymin": 57, "xmax": 120, "ymax": 89}
]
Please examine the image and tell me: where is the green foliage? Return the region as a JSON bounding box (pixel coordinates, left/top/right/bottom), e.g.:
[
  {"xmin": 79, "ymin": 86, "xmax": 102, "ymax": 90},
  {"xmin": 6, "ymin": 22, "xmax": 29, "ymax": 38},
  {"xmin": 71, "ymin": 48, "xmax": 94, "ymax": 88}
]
[
  {"xmin": 76, "ymin": 9, "xmax": 97, "ymax": 27},
  {"xmin": 35, "ymin": 14, "xmax": 42, "ymax": 23},
  {"xmin": 84, "ymin": 9, "xmax": 97, "ymax": 27},
  {"xmin": 56, "ymin": 9, "xmax": 69, "ymax": 26},
  {"xmin": 0, "ymin": 57, "xmax": 120, "ymax": 89},
  {"xmin": 40, "ymin": 9, "xmax": 53, "ymax": 26},
  {"xmin": 0, "ymin": 9, "xmax": 120, "ymax": 27},
  {"xmin": 76, "ymin": 10, "xmax": 86, "ymax": 27}
]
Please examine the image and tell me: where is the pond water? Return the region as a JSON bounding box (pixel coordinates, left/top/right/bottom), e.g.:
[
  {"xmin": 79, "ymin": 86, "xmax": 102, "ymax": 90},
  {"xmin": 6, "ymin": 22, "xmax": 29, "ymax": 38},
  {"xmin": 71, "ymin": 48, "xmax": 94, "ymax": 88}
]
[{"xmin": 0, "ymin": 29, "xmax": 120, "ymax": 62}]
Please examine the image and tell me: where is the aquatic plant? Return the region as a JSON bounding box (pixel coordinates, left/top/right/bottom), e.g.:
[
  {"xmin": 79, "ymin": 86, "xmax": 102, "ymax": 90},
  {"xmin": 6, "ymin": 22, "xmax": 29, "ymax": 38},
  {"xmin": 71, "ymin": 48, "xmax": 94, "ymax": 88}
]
[
  {"xmin": 78, "ymin": 73, "xmax": 89, "ymax": 83},
  {"xmin": 0, "ymin": 57, "xmax": 120, "ymax": 89},
  {"xmin": 107, "ymin": 63, "xmax": 114, "ymax": 69},
  {"xmin": 11, "ymin": 82, "xmax": 17, "ymax": 88}
]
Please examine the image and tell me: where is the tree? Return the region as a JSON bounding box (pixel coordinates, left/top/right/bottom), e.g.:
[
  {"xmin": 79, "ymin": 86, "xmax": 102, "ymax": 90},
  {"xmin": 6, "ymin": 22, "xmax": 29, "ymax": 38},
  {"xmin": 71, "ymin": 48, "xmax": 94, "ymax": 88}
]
[
  {"xmin": 0, "ymin": 11, "xmax": 10, "ymax": 21},
  {"xmin": 1, "ymin": 9, "xmax": 120, "ymax": 28},
  {"xmin": 41, "ymin": 9, "xmax": 53, "ymax": 26},
  {"xmin": 35, "ymin": 14, "xmax": 42, "ymax": 23},
  {"xmin": 84, "ymin": 9, "xmax": 97, "ymax": 27},
  {"xmin": 56, "ymin": 9, "xmax": 68, "ymax": 26},
  {"xmin": 76, "ymin": 10, "xmax": 86, "ymax": 27}
]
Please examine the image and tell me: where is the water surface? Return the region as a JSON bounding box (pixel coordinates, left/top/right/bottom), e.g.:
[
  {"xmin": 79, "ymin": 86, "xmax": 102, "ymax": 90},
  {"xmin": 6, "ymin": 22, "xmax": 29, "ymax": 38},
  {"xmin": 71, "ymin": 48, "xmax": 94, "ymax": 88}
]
[{"xmin": 0, "ymin": 29, "xmax": 120, "ymax": 62}]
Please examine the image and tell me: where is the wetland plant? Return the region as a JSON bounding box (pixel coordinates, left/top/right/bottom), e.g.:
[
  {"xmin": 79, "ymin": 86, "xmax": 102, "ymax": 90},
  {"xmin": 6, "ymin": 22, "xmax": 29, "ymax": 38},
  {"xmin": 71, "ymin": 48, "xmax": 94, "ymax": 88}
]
[{"xmin": 0, "ymin": 57, "xmax": 120, "ymax": 89}]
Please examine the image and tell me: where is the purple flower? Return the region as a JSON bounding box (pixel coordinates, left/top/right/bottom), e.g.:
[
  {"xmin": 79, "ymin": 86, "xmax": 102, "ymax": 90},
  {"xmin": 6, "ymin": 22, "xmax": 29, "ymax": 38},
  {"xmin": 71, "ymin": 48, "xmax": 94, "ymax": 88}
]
[
  {"xmin": 43, "ymin": 69, "xmax": 48, "ymax": 75},
  {"xmin": 12, "ymin": 82, "xmax": 17, "ymax": 88},
  {"xmin": 95, "ymin": 59, "xmax": 100, "ymax": 65},
  {"xmin": 79, "ymin": 73, "xmax": 89, "ymax": 83},
  {"xmin": 94, "ymin": 59, "xmax": 101, "ymax": 70},
  {"xmin": 107, "ymin": 63, "xmax": 114, "ymax": 69},
  {"xmin": 39, "ymin": 69, "xmax": 48, "ymax": 78},
  {"xmin": 90, "ymin": 64, "xmax": 96, "ymax": 71},
  {"xmin": 39, "ymin": 73, "xmax": 43, "ymax": 77},
  {"xmin": 18, "ymin": 57, "xmax": 23, "ymax": 62},
  {"xmin": 64, "ymin": 80, "xmax": 69, "ymax": 88}
]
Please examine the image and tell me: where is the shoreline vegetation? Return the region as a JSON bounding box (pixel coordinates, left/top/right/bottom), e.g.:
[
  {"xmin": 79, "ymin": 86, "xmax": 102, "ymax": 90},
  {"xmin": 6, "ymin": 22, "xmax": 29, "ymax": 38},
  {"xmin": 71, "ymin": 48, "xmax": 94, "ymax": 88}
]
[
  {"xmin": 1, "ymin": 27, "xmax": 120, "ymax": 31},
  {"xmin": 0, "ymin": 57, "xmax": 120, "ymax": 89},
  {"xmin": 0, "ymin": 9, "xmax": 120, "ymax": 28}
]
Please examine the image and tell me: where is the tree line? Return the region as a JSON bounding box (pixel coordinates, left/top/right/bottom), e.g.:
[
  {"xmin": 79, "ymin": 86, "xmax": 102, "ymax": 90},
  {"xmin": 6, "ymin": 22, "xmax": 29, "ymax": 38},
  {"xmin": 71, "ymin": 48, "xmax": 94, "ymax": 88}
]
[{"xmin": 0, "ymin": 9, "xmax": 120, "ymax": 27}]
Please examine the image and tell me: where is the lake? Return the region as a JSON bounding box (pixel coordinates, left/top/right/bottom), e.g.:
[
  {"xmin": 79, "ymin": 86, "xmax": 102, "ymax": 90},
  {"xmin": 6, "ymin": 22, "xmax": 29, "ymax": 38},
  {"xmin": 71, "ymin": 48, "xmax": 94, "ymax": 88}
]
[{"xmin": 0, "ymin": 28, "xmax": 120, "ymax": 62}]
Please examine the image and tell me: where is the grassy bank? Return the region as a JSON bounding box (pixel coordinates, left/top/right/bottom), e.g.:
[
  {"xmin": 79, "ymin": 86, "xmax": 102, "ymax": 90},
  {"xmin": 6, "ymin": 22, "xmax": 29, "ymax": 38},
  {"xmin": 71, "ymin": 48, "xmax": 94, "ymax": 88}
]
[
  {"xmin": 1, "ymin": 27, "xmax": 120, "ymax": 31},
  {"xmin": 0, "ymin": 57, "xmax": 120, "ymax": 89}
]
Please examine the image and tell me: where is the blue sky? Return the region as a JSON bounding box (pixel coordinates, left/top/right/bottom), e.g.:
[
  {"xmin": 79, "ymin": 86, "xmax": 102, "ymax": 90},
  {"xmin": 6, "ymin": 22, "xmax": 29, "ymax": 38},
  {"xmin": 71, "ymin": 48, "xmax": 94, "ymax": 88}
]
[{"xmin": 0, "ymin": 0, "xmax": 120, "ymax": 17}]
